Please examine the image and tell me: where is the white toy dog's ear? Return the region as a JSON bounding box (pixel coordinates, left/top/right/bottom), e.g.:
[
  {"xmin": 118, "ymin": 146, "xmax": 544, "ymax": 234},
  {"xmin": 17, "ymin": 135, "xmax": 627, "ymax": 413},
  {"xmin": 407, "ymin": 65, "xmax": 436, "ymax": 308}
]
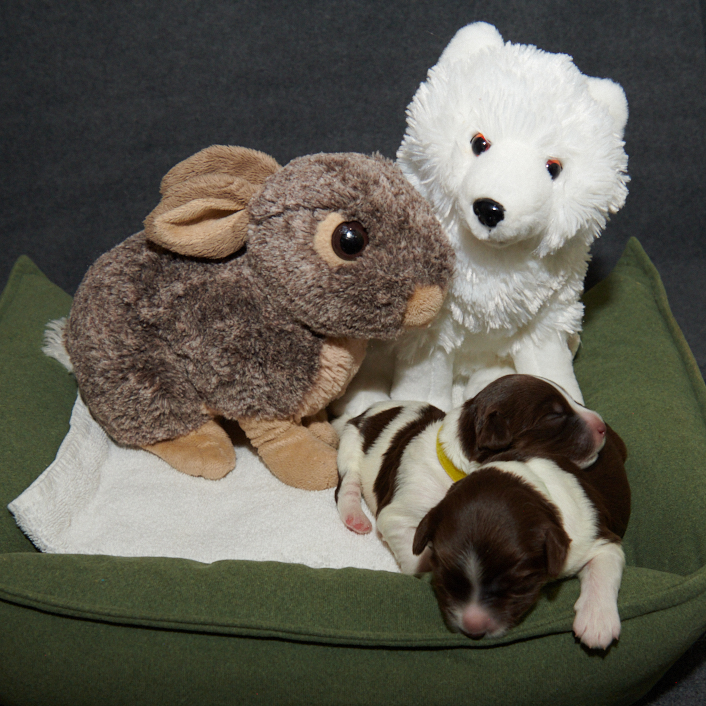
[
  {"xmin": 436, "ymin": 22, "xmax": 505, "ymax": 68},
  {"xmin": 586, "ymin": 77, "xmax": 629, "ymax": 139},
  {"xmin": 144, "ymin": 145, "xmax": 281, "ymax": 259}
]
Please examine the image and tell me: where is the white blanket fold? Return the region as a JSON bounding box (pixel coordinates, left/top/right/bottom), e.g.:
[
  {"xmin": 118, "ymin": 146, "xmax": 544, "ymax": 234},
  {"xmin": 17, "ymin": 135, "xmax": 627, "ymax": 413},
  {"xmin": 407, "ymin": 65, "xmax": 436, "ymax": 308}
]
[{"xmin": 9, "ymin": 394, "xmax": 399, "ymax": 572}]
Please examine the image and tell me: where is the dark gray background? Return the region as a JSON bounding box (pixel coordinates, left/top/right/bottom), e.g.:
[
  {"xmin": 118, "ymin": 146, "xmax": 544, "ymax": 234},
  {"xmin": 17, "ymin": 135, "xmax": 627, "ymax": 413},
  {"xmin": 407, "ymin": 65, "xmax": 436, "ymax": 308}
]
[{"xmin": 1, "ymin": 2, "xmax": 705, "ymax": 703}]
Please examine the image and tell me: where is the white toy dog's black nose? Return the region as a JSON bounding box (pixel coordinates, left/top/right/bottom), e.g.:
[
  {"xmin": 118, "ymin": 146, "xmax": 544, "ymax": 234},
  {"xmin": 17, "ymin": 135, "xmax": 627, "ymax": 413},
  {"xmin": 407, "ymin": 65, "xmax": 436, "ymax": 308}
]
[{"xmin": 473, "ymin": 199, "xmax": 505, "ymax": 228}]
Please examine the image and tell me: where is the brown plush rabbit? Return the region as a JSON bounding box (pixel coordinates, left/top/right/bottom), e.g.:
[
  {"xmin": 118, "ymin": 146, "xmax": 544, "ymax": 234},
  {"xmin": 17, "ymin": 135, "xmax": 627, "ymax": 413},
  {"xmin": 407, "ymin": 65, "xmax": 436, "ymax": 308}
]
[{"xmin": 65, "ymin": 145, "xmax": 454, "ymax": 490}]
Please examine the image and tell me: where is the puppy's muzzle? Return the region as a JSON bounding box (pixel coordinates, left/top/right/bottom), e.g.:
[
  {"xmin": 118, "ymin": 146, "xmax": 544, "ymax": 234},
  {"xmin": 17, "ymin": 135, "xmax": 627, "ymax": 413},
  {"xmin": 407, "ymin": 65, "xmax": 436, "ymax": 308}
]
[
  {"xmin": 461, "ymin": 605, "xmax": 503, "ymax": 639},
  {"xmin": 579, "ymin": 408, "xmax": 607, "ymax": 448},
  {"xmin": 578, "ymin": 408, "xmax": 608, "ymax": 467}
]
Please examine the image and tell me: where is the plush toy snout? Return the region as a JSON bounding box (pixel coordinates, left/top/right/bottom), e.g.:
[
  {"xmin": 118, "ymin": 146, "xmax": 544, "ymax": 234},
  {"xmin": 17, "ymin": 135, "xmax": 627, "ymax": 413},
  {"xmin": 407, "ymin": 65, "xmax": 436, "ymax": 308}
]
[
  {"xmin": 403, "ymin": 284, "xmax": 446, "ymax": 328},
  {"xmin": 463, "ymin": 140, "xmax": 554, "ymax": 246},
  {"xmin": 473, "ymin": 199, "xmax": 504, "ymax": 228}
]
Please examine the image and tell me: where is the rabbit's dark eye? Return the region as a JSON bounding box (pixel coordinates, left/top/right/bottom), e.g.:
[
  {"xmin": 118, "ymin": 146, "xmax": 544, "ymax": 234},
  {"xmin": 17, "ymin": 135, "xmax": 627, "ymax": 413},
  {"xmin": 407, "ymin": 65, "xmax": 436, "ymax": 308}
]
[
  {"xmin": 546, "ymin": 159, "xmax": 562, "ymax": 179},
  {"xmin": 332, "ymin": 221, "xmax": 369, "ymax": 260},
  {"xmin": 471, "ymin": 133, "xmax": 491, "ymax": 155}
]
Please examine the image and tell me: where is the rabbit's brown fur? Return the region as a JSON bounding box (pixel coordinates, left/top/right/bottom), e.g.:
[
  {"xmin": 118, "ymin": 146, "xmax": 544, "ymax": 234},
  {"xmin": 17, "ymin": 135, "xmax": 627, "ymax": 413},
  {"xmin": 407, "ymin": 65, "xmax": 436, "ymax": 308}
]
[{"xmin": 66, "ymin": 146, "xmax": 454, "ymax": 489}]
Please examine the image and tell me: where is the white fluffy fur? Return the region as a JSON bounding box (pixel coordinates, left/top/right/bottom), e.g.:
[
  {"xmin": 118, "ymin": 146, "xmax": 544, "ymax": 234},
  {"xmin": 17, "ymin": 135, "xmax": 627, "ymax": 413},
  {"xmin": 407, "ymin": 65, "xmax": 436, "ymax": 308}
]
[{"xmin": 336, "ymin": 22, "xmax": 628, "ymax": 414}]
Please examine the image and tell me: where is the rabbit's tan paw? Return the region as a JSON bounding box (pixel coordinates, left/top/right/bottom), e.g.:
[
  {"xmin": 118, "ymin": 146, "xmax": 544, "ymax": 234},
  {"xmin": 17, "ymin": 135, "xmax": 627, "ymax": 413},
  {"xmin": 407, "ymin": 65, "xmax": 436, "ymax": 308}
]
[
  {"xmin": 240, "ymin": 418, "xmax": 338, "ymax": 490},
  {"xmin": 260, "ymin": 428, "xmax": 339, "ymax": 490},
  {"xmin": 302, "ymin": 411, "xmax": 339, "ymax": 448},
  {"xmin": 144, "ymin": 420, "xmax": 236, "ymax": 480}
]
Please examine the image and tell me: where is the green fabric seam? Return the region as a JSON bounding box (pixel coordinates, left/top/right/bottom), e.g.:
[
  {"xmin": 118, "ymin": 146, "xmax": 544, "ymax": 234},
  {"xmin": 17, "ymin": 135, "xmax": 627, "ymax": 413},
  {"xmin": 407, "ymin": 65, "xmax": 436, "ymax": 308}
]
[{"xmin": 1, "ymin": 563, "xmax": 704, "ymax": 647}]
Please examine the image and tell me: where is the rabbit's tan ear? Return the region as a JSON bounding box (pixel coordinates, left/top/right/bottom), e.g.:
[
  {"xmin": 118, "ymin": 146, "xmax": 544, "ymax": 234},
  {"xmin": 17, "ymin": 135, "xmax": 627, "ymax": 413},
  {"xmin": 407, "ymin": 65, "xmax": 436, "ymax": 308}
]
[
  {"xmin": 145, "ymin": 174, "xmax": 256, "ymax": 259},
  {"xmin": 144, "ymin": 146, "xmax": 281, "ymax": 259}
]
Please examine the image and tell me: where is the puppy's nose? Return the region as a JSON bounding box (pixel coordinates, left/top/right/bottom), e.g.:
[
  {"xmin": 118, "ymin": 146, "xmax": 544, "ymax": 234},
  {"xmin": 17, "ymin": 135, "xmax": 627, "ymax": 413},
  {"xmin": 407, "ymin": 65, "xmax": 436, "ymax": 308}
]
[
  {"xmin": 403, "ymin": 284, "xmax": 445, "ymax": 328},
  {"xmin": 473, "ymin": 199, "xmax": 505, "ymax": 228},
  {"xmin": 462, "ymin": 605, "xmax": 496, "ymax": 639},
  {"xmin": 582, "ymin": 410, "xmax": 607, "ymax": 451},
  {"xmin": 595, "ymin": 421, "xmax": 607, "ymax": 448}
]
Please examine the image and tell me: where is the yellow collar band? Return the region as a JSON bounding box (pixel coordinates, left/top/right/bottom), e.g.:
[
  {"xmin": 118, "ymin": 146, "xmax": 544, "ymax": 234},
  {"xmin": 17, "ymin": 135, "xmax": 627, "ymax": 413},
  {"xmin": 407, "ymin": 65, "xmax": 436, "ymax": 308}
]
[{"xmin": 436, "ymin": 426, "xmax": 467, "ymax": 483}]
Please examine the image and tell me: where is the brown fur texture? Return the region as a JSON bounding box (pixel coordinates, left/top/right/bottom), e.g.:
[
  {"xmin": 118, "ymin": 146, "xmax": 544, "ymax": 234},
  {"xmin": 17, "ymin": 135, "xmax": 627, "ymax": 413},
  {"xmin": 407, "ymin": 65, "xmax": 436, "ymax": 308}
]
[{"xmin": 66, "ymin": 145, "xmax": 453, "ymax": 488}]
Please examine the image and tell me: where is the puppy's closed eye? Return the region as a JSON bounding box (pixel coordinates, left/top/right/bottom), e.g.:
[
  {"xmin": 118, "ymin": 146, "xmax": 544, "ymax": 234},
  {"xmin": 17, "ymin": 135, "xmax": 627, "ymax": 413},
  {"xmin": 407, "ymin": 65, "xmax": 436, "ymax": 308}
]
[
  {"xmin": 484, "ymin": 576, "xmax": 513, "ymax": 599},
  {"xmin": 542, "ymin": 400, "xmax": 567, "ymax": 418},
  {"xmin": 536, "ymin": 401, "xmax": 570, "ymax": 427},
  {"xmin": 540, "ymin": 411, "xmax": 567, "ymax": 424}
]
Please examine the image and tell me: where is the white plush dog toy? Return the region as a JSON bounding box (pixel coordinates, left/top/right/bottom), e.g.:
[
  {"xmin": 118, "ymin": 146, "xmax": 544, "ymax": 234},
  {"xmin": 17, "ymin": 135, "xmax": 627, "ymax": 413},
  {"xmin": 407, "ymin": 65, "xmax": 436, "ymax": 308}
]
[{"xmin": 337, "ymin": 22, "xmax": 628, "ymax": 414}]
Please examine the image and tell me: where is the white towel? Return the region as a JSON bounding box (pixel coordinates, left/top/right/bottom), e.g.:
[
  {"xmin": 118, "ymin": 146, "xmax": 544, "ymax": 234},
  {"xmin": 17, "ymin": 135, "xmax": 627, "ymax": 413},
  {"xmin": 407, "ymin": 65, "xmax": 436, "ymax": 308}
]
[{"xmin": 9, "ymin": 393, "xmax": 400, "ymax": 572}]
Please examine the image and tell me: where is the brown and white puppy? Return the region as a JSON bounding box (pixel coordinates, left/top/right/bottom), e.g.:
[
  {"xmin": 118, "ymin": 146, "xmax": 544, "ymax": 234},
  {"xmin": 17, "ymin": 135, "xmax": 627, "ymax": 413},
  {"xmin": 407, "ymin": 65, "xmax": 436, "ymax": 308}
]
[{"xmin": 335, "ymin": 374, "xmax": 630, "ymax": 649}]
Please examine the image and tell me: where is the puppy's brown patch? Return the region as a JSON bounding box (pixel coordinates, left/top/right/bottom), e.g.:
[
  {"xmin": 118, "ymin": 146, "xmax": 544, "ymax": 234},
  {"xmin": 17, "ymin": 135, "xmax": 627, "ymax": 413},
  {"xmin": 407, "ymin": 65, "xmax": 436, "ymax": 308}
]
[
  {"xmin": 351, "ymin": 405, "xmax": 404, "ymax": 453},
  {"xmin": 374, "ymin": 405, "xmax": 445, "ymax": 515},
  {"xmin": 336, "ymin": 406, "xmax": 406, "ymax": 504},
  {"xmin": 471, "ymin": 425, "xmax": 630, "ymax": 543}
]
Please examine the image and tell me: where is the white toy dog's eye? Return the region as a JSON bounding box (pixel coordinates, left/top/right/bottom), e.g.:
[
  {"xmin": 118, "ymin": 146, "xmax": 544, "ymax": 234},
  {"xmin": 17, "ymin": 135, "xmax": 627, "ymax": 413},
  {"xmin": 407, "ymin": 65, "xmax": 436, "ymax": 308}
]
[
  {"xmin": 471, "ymin": 133, "xmax": 491, "ymax": 155},
  {"xmin": 546, "ymin": 159, "xmax": 562, "ymax": 179},
  {"xmin": 332, "ymin": 221, "xmax": 369, "ymax": 260}
]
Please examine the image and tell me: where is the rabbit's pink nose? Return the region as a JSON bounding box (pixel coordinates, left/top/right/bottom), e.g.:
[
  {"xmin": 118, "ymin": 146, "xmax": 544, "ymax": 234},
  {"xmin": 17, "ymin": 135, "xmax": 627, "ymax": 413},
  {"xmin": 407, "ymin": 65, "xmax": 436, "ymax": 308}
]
[{"xmin": 403, "ymin": 285, "xmax": 445, "ymax": 328}]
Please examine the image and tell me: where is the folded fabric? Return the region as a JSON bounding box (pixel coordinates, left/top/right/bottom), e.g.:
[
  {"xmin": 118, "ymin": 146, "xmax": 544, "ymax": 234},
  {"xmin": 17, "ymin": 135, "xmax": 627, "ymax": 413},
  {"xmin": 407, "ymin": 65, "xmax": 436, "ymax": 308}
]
[{"xmin": 9, "ymin": 392, "xmax": 399, "ymax": 572}]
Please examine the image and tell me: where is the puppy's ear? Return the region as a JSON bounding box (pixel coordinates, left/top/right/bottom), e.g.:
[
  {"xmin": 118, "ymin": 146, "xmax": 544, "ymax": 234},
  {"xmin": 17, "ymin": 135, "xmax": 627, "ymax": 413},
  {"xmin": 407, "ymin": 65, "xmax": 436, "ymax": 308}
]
[
  {"xmin": 544, "ymin": 522, "xmax": 570, "ymax": 578},
  {"xmin": 413, "ymin": 509, "xmax": 437, "ymax": 556},
  {"xmin": 476, "ymin": 411, "xmax": 512, "ymax": 451},
  {"xmin": 144, "ymin": 145, "xmax": 281, "ymax": 259}
]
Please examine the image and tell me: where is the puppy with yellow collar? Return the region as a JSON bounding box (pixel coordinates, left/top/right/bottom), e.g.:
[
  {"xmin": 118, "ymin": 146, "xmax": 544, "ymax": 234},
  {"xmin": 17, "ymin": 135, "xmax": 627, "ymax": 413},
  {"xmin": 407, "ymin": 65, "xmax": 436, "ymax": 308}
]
[{"xmin": 334, "ymin": 374, "xmax": 630, "ymax": 649}]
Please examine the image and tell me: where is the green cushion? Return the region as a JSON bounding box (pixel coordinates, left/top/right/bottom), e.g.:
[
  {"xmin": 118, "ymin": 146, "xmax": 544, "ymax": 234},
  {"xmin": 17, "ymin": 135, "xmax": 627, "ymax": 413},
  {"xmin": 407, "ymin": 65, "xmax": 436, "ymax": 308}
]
[{"xmin": 1, "ymin": 241, "xmax": 705, "ymax": 706}]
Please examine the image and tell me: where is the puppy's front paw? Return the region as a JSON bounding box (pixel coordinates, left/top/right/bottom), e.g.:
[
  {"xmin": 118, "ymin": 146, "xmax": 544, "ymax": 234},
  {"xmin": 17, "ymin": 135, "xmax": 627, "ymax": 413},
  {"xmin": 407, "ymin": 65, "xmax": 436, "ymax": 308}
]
[{"xmin": 573, "ymin": 597, "xmax": 621, "ymax": 650}]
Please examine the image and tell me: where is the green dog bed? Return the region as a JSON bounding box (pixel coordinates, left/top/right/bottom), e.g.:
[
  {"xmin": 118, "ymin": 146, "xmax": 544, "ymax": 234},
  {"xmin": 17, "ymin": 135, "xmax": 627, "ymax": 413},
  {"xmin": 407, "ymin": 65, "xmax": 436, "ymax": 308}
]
[{"xmin": 1, "ymin": 238, "xmax": 705, "ymax": 706}]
